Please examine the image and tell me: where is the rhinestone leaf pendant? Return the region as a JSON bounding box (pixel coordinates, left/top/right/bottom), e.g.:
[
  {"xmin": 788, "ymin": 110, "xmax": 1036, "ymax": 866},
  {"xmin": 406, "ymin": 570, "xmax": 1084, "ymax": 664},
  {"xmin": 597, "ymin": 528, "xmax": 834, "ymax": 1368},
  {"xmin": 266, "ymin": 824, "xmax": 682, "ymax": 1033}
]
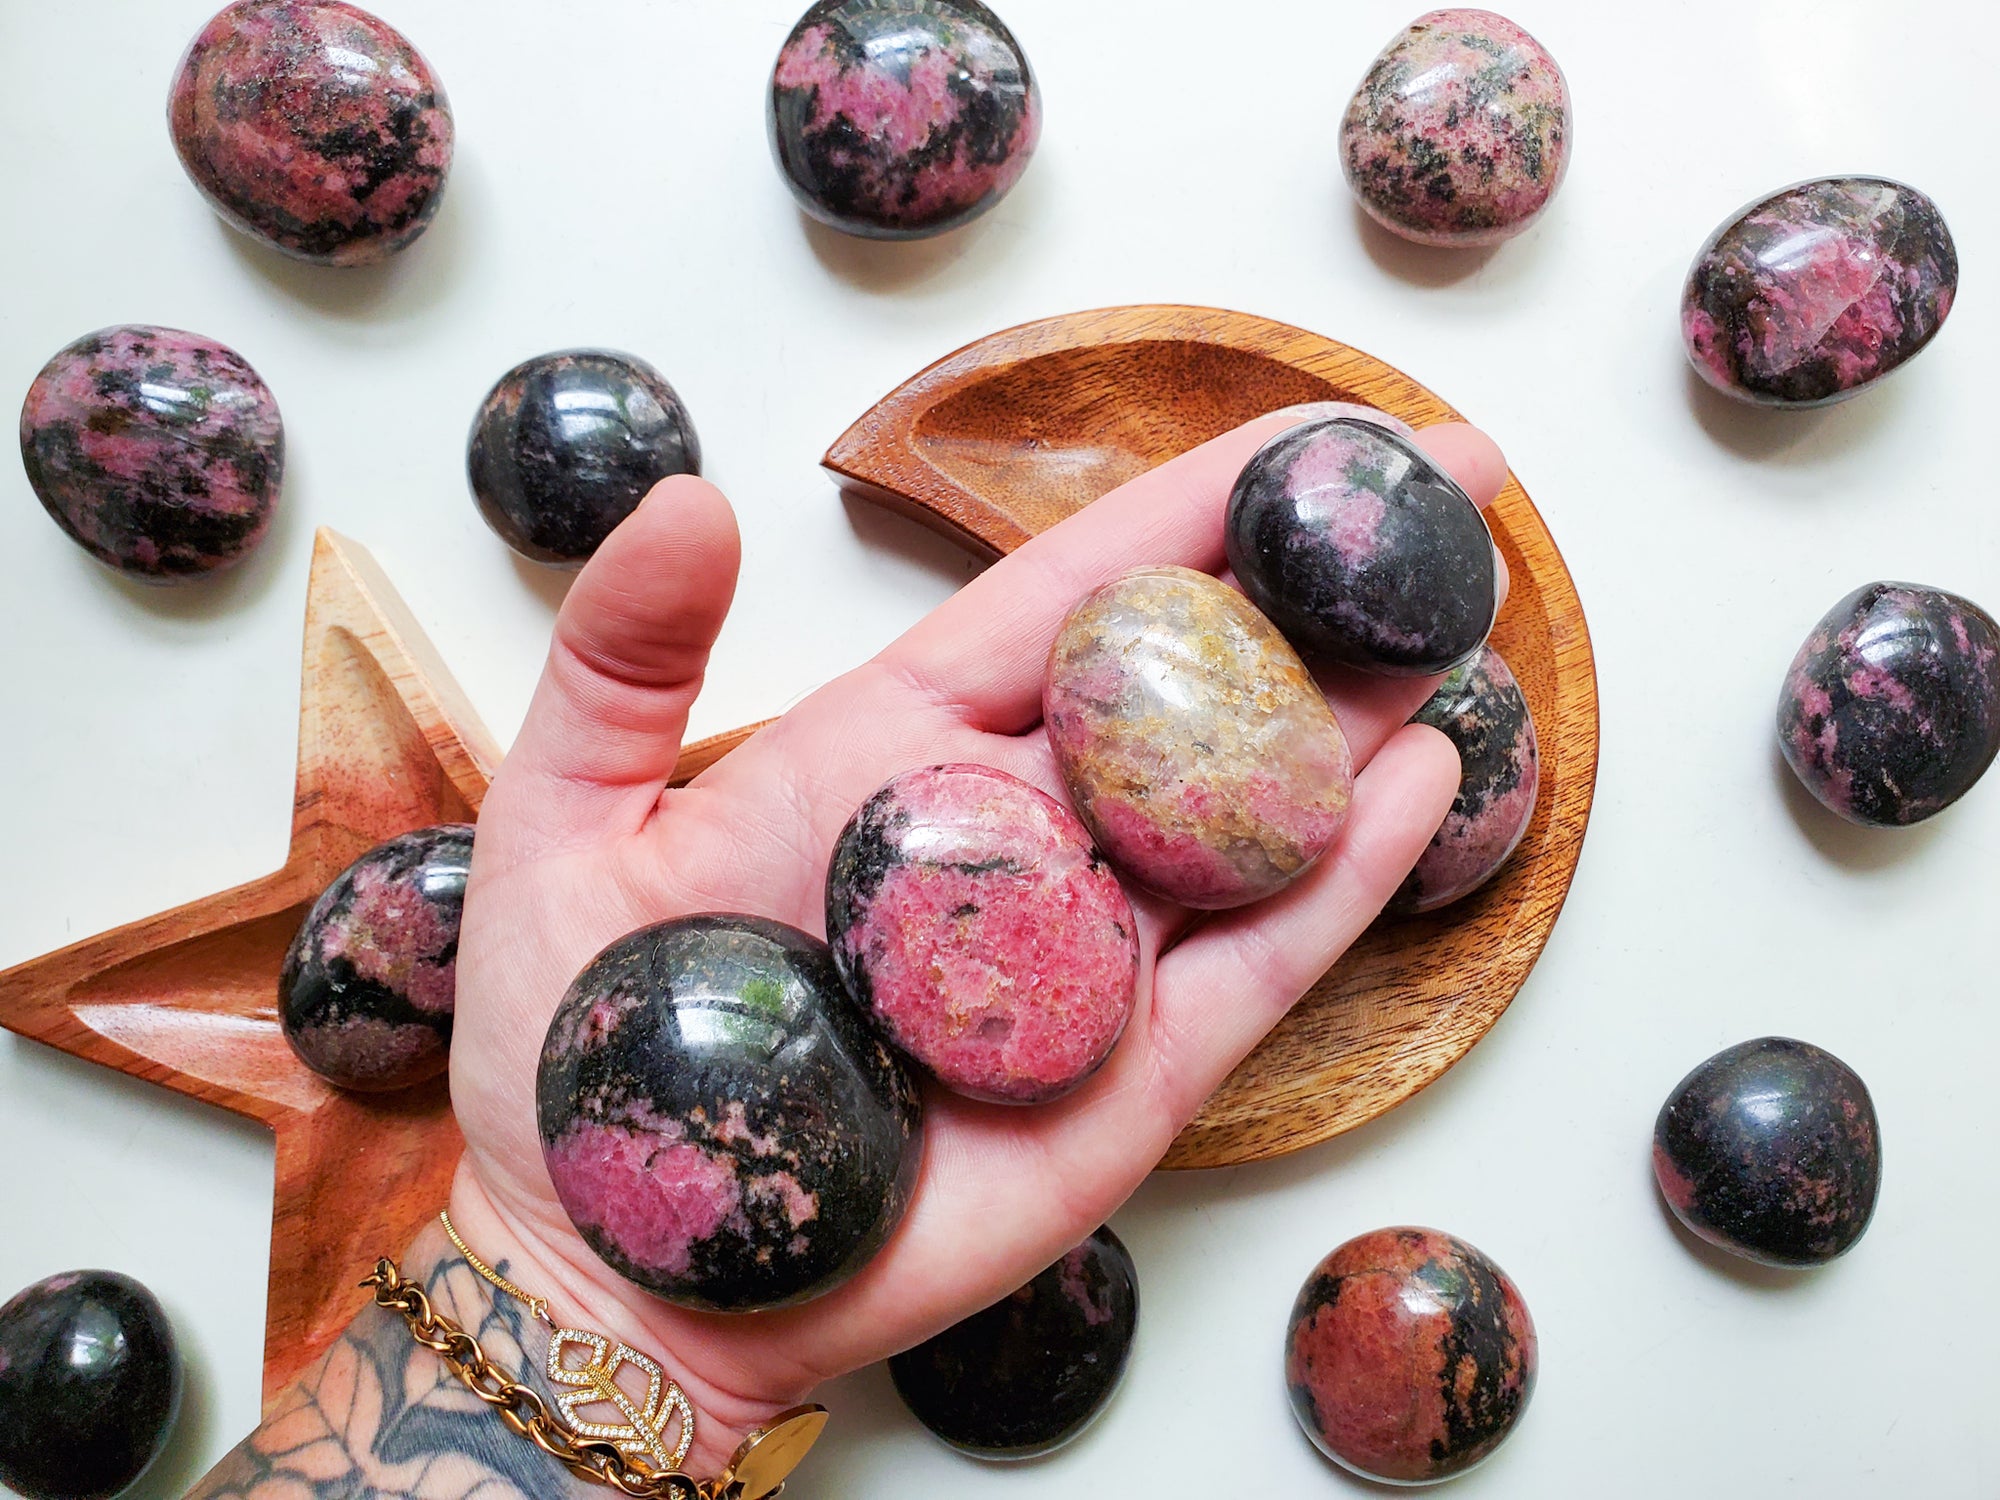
[{"xmin": 545, "ymin": 1327, "xmax": 694, "ymax": 1472}]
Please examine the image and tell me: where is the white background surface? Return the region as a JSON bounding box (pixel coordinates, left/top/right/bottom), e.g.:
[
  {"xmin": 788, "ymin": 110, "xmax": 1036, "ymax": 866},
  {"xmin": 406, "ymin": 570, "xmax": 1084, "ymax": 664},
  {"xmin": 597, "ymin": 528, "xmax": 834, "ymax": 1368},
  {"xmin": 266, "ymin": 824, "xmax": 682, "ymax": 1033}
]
[{"xmin": 2, "ymin": 0, "xmax": 1995, "ymax": 1494}]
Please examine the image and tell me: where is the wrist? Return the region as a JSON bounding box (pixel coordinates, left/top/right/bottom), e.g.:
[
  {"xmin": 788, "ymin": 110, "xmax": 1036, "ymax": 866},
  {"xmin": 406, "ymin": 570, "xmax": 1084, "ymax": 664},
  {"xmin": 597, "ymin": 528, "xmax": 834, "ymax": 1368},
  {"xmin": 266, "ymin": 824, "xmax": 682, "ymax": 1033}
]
[{"xmin": 442, "ymin": 1166, "xmax": 811, "ymax": 1481}]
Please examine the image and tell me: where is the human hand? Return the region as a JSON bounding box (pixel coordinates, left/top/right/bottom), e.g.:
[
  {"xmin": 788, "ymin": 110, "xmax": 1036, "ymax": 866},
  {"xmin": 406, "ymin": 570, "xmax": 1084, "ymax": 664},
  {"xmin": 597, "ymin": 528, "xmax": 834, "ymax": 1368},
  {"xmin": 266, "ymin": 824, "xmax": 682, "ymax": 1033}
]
[{"xmin": 442, "ymin": 411, "xmax": 1508, "ymax": 1474}]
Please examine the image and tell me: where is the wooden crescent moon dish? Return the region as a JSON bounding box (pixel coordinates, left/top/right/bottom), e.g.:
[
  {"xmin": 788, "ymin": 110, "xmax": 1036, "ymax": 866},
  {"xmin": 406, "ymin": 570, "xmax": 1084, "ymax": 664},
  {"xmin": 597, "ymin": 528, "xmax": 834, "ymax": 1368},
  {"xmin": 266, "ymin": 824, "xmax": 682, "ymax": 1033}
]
[{"xmin": 0, "ymin": 304, "xmax": 1595, "ymax": 1407}]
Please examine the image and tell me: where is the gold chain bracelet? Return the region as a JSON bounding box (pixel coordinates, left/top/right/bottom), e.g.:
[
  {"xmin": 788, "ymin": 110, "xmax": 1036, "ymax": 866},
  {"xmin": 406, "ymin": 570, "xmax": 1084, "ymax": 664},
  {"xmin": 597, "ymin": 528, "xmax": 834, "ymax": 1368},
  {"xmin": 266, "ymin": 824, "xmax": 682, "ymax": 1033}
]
[{"xmin": 362, "ymin": 1250, "xmax": 825, "ymax": 1500}]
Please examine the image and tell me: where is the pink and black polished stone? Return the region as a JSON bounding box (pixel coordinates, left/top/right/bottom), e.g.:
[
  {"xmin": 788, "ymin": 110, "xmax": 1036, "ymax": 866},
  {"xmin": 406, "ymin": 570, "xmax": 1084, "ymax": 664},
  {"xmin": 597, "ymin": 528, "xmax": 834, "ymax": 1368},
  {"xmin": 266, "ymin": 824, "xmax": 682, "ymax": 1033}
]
[
  {"xmin": 1225, "ymin": 416, "xmax": 1498, "ymax": 677},
  {"xmin": 1285, "ymin": 1228, "xmax": 1536, "ymax": 1486},
  {"xmin": 1778, "ymin": 582, "xmax": 2000, "ymax": 827},
  {"xmin": 18, "ymin": 325, "xmax": 283, "ymax": 582},
  {"xmin": 1683, "ymin": 178, "xmax": 1957, "ymax": 407},
  {"xmin": 1653, "ymin": 1037, "xmax": 1881, "ymax": 1268},
  {"xmin": 769, "ymin": 0, "xmax": 1041, "ymax": 240},
  {"xmin": 825, "ymin": 764, "xmax": 1139, "ymax": 1105},
  {"xmin": 467, "ymin": 350, "xmax": 702, "ymax": 566},
  {"xmin": 889, "ymin": 1226, "xmax": 1138, "ymax": 1459},
  {"xmin": 1340, "ymin": 9, "xmax": 1571, "ymax": 247},
  {"xmin": 168, "ymin": 0, "xmax": 454, "ymax": 266},
  {"xmin": 537, "ymin": 915, "xmax": 924, "ymax": 1313},
  {"xmin": 279, "ymin": 824, "xmax": 472, "ymax": 1093},
  {"xmin": 0, "ymin": 1271, "xmax": 182, "ymax": 1500},
  {"xmin": 1394, "ymin": 645, "xmax": 1539, "ymax": 915}
]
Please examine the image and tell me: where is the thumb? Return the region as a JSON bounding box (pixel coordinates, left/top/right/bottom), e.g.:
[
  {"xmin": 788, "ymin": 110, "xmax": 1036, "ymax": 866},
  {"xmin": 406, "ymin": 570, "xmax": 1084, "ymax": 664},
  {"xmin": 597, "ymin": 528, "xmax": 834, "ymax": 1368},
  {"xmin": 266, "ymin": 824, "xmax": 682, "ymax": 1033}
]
[{"xmin": 480, "ymin": 475, "xmax": 741, "ymax": 867}]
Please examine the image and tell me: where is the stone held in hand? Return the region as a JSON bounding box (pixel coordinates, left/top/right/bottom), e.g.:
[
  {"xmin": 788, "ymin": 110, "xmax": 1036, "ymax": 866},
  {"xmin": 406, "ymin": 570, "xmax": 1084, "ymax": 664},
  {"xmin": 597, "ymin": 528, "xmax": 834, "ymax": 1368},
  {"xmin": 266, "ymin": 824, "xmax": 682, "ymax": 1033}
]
[
  {"xmin": 0, "ymin": 1270, "xmax": 183, "ymax": 1500},
  {"xmin": 1225, "ymin": 415, "xmax": 1499, "ymax": 677},
  {"xmin": 1045, "ymin": 566, "xmax": 1354, "ymax": 910},
  {"xmin": 890, "ymin": 1225, "xmax": 1138, "ymax": 1458},
  {"xmin": 537, "ymin": 914, "xmax": 924, "ymax": 1312},
  {"xmin": 280, "ymin": 823, "xmax": 472, "ymax": 1093},
  {"xmin": 168, "ymin": 0, "xmax": 454, "ymax": 266},
  {"xmin": 825, "ymin": 763, "xmax": 1140, "ymax": 1104},
  {"xmin": 19, "ymin": 324, "xmax": 283, "ymax": 582},
  {"xmin": 1654, "ymin": 1037, "xmax": 1881, "ymax": 1267}
]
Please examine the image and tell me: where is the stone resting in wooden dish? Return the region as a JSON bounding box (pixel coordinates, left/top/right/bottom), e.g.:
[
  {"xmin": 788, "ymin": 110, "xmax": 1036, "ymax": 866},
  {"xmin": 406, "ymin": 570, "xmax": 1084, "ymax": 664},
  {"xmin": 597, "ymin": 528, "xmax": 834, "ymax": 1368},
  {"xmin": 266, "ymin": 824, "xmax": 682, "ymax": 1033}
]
[{"xmin": 0, "ymin": 305, "xmax": 1596, "ymax": 1412}]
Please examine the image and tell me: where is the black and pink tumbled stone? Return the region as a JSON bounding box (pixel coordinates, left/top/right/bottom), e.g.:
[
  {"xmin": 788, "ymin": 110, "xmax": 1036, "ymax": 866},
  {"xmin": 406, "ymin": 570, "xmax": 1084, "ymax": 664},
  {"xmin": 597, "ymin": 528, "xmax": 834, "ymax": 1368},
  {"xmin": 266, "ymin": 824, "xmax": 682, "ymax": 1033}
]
[
  {"xmin": 1778, "ymin": 582, "xmax": 2000, "ymax": 827},
  {"xmin": 1394, "ymin": 645, "xmax": 1539, "ymax": 914},
  {"xmin": 1654, "ymin": 1038, "xmax": 1881, "ymax": 1267},
  {"xmin": 825, "ymin": 764, "xmax": 1139, "ymax": 1105},
  {"xmin": 19, "ymin": 325, "xmax": 283, "ymax": 582},
  {"xmin": 537, "ymin": 915, "xmax": 924, "ymax": 1313},
  {"xmin": 279, "ymin": 824, "xmax": 472, "ymax": 1093},
  {"xmin": 890, "ymin": 1226, "xmax": 1138, "ymax": 1458},
  {"xmin": 769, "ymin": 0, "xmax": 1041, "ymax": 240},
  {"xmin": 1225, "ymin": 415, "xmax": 1498, "ymax": 677},
  {"xmin": 168, "ymin": 0, "xmax": 454, "ymax": 266},
  {"xmin": 0, "ymin": 1271, "xmax": 182, "ymax": 1500}
]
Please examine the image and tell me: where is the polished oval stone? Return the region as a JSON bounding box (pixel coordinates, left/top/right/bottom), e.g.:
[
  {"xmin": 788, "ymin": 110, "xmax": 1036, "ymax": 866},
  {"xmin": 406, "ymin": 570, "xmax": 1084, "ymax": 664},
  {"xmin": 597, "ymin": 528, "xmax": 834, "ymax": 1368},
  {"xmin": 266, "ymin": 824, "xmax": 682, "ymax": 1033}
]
[
  {"xmin": 19, "ymin": 325, "xmax": 283, "ymax": 582},
  {"xmin": 1340, "ymin": 9, "xmax": 1571, "ymax": 247},
  {"xmin": 1045, "ymin": 566, "xmax": 1354, "ymax": 910},
  {"xmin": 1683, "ymin": 177, "xmax": 1957, "ymax": 407},
  {"xmin": 0, "ymin": 1271, "xmax": 182, "ymax": 1500},
  {"xmin": 890, "ymin": 1226, "xmax": 1137, "ymax": 1458},
  {"xmin": 1777, "ymin": 582, "xmax": 2000, "ymax": 827},
  {"xmin": 537, "ymin": 915, "xmax": 923, "ymax": 1312},
  {"xmin": 168, "ymin": 0, "xmax": 453, "ymax": 266},
  {"xmin": 1226, "ymin": 416, "xmax": 1498, "ymax": 677},
  {"xmin": 280, "ymin": 824, "xmax": 471, "ymax": 1092},
  {"xmin": 769, "ymin": 0, "xmax": 1041, "ymax": 240},
  {"xmin": 1286, "ymin": 1227, "xmax": 1535, "ymax": 1486},
  {"xmin": 467, "ymin": 349, "xmax": 702, "ymax": 566},
  {"xmin": 1654, "ymin": 1037, "xmax": 1881, "ymax": 1267},
  {"xmin": 1393, "ymin": 646, "xmax": 1539, "ymax": 914},
  {"xmin": 826, "ymin": 764, "xmax": 1139, "ymax": 1104}
]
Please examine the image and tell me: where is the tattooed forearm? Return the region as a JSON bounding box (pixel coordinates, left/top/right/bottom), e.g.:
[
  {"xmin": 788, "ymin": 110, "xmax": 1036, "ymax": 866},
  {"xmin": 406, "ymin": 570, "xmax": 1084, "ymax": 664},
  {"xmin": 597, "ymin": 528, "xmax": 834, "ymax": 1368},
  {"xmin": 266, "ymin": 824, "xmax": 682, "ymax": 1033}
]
[{"xmin": 187, "ymin": 1227, "xmax": 594, "ymax": 1500}]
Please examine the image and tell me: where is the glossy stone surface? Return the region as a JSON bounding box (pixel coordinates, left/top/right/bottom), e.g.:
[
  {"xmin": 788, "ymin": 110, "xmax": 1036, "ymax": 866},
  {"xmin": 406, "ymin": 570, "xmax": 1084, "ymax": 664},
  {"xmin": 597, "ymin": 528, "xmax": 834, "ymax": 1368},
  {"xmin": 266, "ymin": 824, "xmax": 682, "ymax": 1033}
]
[
  {"xmin": 1393, "ymin": 646, "xmax": 1539, "ymax": 914},
  {"xmin": 467, "ymin": 350, "xmax": 702, "ymax": 566},
  {"xmin": 1226, "ymin": 416, "xmax": 1498, "ymax": 677},
  {"xmin": 538, "ymin": 915, "xmax": 923, "ymax": 1312},
  {"xmin": 1286, "ymin": 1228, "xmax": 1535, "ymax": 1486},
  {"xmin": 168, "ymin": 0, "xmax": 453, "ymax": 266},
  {"xmin": 769, "ymin": 0, "xmax": 1041, "ymax": 240},
  {"xmin": 890, "ymin": 1226, "xmax": 1138, "ymax": 1458},
  {"xmin": 826, "ymin": 764, "xmax": 1139, "ymax": 1104},
  {"xmin": 19, "ymin": 325, "xmax": 283, "ymax": 582},
  {"xmin": 1340, "ymin": 9, "xmax": 1571, "ymax": 247},
  {"xmin": 1046, "ymin": 566, "xmax": 1354, "ymax": 910},
  {"xmin": 279, "ymin": 824, "xmax": 471, "ymax": 1092},
  {"xmin": 1654, "ymin": 1037, "xmax": 1881, "ymax": 1267},
  {"xmin": 1778, "ymin": 582, "xmax": 2000, "ymax": 827},
  {"xmin": 0, "ymin": 1271, "xmax": 182, "ymax": 1500},
  {"xmin": 1683, "ymin": 177, "xmax": 1957, "ymax": 407}
]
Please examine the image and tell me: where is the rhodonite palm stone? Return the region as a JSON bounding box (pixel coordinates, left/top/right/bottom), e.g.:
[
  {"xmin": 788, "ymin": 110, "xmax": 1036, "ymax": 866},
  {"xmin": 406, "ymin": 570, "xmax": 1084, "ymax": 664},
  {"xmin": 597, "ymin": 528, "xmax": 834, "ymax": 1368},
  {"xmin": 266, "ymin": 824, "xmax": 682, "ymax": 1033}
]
[
  {"xmin": 1778, "ymin": 582, "xmax": 2000, "ymax": 826},
  {"xmin": 1653, "ymin": 1038, "xmax": 1881, "ymax": 1267},
  {"xmin": 1045, "ymin": 566, "xmax": 1353, "ymax": 910},
  {"xmin": 0, "ymin": 1271, "xmax": 182, "ymax": 1500},
  {"xmin": 769, "ymin": 0, "xmax": 1041, "ymax": 239},
  {"xmin": 1394, "ymin": 646, "xmax": 1539, "ymax": 914},
  {"xmin": 890, "ymin": 1226, "xmax": 1138, "ymax": 1458},
  {"xmin": 168, "ymin": 0, "xmax": 454, "ymax": 265},
  {"xmin": 1286, "ymin": 1227, "xmax": 1536, "ymax": 1485},
  {"xmin": 467, "ymin": 349, "xmax": 702, "ymax": 565},
  {"xmin": 1340, "ymin": 9, "xmax": 1571, "ymax": 247},
  {"xmin": 826, "ymin": 764, "xmax": 1138, "ymax": 1104},
  {"xmin": 1225, "ymin": 416, "xmax": 1498, "ymax": 676},
  {"xmin": 19, "ymin": 325, "xmax": 283, "ymax": 582},
  {"xmin": 1683, "ymin": 178, "xmax": 1957, "ymax": 406},
  {"xmin": 280, "ymin": 824, "xmax": 472, "ymax": 1092},
  {"xmin": 537, "ymin": 915, "xmax": 924, "ymax": 1312}
]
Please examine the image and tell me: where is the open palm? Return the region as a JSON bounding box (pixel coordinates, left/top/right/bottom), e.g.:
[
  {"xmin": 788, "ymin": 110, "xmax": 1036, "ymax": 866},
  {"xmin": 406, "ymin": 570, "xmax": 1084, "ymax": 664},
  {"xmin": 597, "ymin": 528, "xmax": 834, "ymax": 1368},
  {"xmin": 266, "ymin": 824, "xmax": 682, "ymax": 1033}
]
[{"xmin": 441, "ymin": 411, "xmax": 1508, "ymax": 1473}]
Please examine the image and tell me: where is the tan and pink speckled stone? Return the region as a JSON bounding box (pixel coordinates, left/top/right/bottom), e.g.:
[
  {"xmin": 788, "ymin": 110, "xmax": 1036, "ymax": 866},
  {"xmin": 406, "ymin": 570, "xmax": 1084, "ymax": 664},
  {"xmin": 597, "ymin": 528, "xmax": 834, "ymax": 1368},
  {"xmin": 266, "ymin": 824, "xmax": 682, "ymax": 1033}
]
[{"xmin": 1045, "ymin": 567, "xmax": 1353, "ymax": 910}]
